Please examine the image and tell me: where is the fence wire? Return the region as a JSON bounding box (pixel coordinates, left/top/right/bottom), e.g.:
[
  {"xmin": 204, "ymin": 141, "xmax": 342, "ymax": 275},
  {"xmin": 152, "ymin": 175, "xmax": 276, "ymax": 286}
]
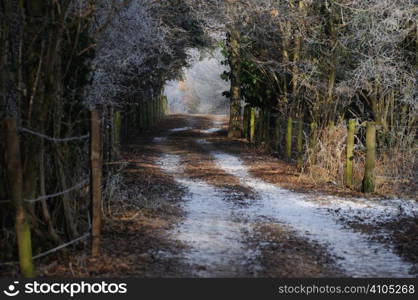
[
  {"xmin": 24, "ymin": 178, "xmax": 90, "ymax": 203},
  {"xmin": 0, "ymin": 116, "xmax": 97, "ymax": 269},
  {"xmin": 0, "ymin": 178, "xmax": 89, "ymax": 204},
  {"xmin": 19, "ymin": 127, "xmax": 89, "ymax": 142},
  {"xmin": 0, "ymin": 232, "xmax": 90, "ymax": 266}
]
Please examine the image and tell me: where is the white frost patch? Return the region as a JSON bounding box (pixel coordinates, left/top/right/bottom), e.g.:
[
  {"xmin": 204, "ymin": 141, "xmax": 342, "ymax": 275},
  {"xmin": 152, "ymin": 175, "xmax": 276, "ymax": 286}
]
[
  {"xmin": 153, "ymin": 136, "xmax": 167, "ymax": 143},
  {"xmin": 196, "ymin": 139, "xmax": 210, "ymax": 145},
  {"xmin": 169, "ymin": 127, "xmax": 193, "ymax": 132},
  {"xmin": 157, "ymin": 153, "xmax": 256, "ymax": 277},
  {"xmin": 201, "ymin": 128, "xmax": 222, "ymax": 134},
  {"xmin": 211, "ymin": 151, "xmax": 416, "ymax": 277},
  {"xmin": 312, "ymin": 195, "xmax": 417, "ymax": 226}
]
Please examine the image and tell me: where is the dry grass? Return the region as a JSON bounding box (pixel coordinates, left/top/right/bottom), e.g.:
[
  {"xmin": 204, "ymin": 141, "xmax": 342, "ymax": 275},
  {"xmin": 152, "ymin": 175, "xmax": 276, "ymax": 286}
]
[
  {"xmin": 303, "ymin": 122, "xmax": 348, "ymax": 186},
  {"xmin": 303, "ymin": 122, "xmax": 417, "ymax": 197},
  {"xmin": 375, "ymin": 148, "xmax": 418, "ymax": 197},
  {"xmin": 103, "ymin": 172, "xmax": 172, "ymax": 218}
]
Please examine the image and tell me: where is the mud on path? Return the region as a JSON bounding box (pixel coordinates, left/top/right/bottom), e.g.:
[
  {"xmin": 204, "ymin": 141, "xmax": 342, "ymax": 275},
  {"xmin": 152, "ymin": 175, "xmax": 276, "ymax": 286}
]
[{"xmin": 35, "ymin": 114, "xmax": 417, "ymax": 278}]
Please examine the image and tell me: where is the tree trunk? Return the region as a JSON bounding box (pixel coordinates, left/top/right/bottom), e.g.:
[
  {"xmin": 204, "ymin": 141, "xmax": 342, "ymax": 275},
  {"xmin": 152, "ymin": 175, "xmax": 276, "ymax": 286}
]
[
  {"xmin": 362, "ymin": 122, "xmax": 376, "ymax": 193},
  {"xmin": 56, "ymin": 154, "xmax": 79, "ymax": 239},
  {"xmin": 113, "ymin": 110, "xmax": 121, "ymax": 158},
  {"xmin": 286, "ymin": 117, "xmax": 293, "ymax": 160},
  {"xmin": 227, "ymin": 27, "xmax": 243, "ymax": 138},
  {"xmin": 274, "ymin": 117, "xmax": 281, "ymax": 152},
  {"xmin": 325, "ymin": 10, "xmax": 338, "ymax": 124},
  {"xmin": 263, "ymin": 109, "xmax": 271, "ymax": 145},
  {"xmin": 345, "ymin": 119, "xmax": 356, "ymax": 188},
  {"xmin": 39, "ymin": 139, "xmax": 61, "ymax": 244},
  {"xmin": 249, "ymin": 107, "xmax": 255, "ymax": 143},
  {"xmin": 309, "ymin": 121, "xmax": 318, "ymax": 164},
  {"xmin": 290, "ymin": 0, "xmax": 305, "ymax": 114},
  {"xmin": 257, "ymin": 109, "xmax": 264, "ymax": 144},
  {"xmin": 5, "ymin": 118, "xmax": 34, "ymax": 277},
  {"xmin": 243, "ymin": 105, "xmax": 251, "ymax": 139},
  {"xmin": 296, "ymin": 119, "xmax": 303, "ymax": 167},
  {"xmin": 90, "ymin": 111, "xmax": 102, "ymax": 257}
]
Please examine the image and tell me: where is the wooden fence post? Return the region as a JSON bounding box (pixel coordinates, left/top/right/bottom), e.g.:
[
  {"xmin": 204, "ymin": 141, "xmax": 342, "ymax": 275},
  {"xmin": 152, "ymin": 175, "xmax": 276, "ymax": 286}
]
[
  {"xmin": 257, "ymin": 109, "xmax": 264, "ymax": 144},
  {"xmin": 5, "ymin": 118, "xmax": 34, "ymax": 277},
  {"xmin": 345, "ymin": 119, "xmax": 356, "ymax": 188},
  {"xmin": 140, "ymin": 101, "xmax": 146, "ymax": 129},
  {"xmin": 113, "ymin": 110, "xmax": 121, "ymax": 158},
  {"xmin": 243, "ymin": 105, "xmax": 250, "ymax": 140},
  {"xmin": 150, "ymin": 100, "xmax": 154, "ymax": 125},
  {"xmin": 159, "ymin": 96, "xmax": 164, "ymax": 119},
  {"xmin": 143, "ymin": 101, "xmax": 148, "ymax": 129},
  {"xmin": 156, "ymin": 97, "xmax": 160, "ymax": 121},
  {"xmin": 147, "ymin": 100, "xmax": 152, "ymax": 128},
  {"xmin": 243, "ymin": 106, "xmax": 248, "ymax": 139},
  {"xmin": 139, "ymin": 104, "xmax": 142, "ymax": 127},
  {"xmin": 151, "ymin": 99, "xmax": 156, "ymax": 125},
  {"xmin": 263, "ymin": 109, "xmax": 271, "ymax": 144},
  {"xmin": 90, "ymin": 110, "xmax": 102, "ymax": 257},
  {"xmin": 254, "ymin": 109, "xmax": 259, "ymax": 143},
  {"xmin": 274, "ymin": 117, "xmax": 281, "ymax": 153},
  {"xmin": 157, "ymin": 98, "xmax": 161, "ymax": 121},
  {"xmin": 164, "ymin": 96, "xmax": 169, "ymax": 115},
  {"xmin": 249, "ymin": 107, "xmax": 255, "ymax": 143},
  {"xmin": 296, "ymin": 119, "xmax": 303, "ymax": 167},
  {"xmin": 155, "ymin": 96, "xmax": 161, "ymax": 123},
  {"xmin": 286, "ymin": 116, "xmax": 293, "ymax": 160},
  {"xmin": 309, "ymin": 122, "xmax": 317, "ymax": 149},
  {"xmin": 362, "ymin": 121, "xmax": 376, "ymax": 193},
  {"xmin": 154, "ymin": 99, "xmax": 158, "ymax": 123}
]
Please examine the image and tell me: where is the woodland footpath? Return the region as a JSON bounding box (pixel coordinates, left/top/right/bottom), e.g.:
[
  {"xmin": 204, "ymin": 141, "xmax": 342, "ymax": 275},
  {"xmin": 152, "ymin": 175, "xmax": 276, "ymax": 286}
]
[{"xmin": 0, "ymin": 0, "xmax": 417, "ymax": 277}]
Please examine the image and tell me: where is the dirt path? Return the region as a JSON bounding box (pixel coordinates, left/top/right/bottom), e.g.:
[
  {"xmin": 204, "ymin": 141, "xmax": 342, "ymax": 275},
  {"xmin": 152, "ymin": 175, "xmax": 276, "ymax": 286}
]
[
  {"xmin": 37, "ymin": 114, "xmax": 416, "ymax": 278},
  {"xmin": 145, "ymin": 114, "xmax": 417, "ymax": 278},
  {"xmin": 144, "ymin": 115, "xmax": 341, "ymax": 277}
]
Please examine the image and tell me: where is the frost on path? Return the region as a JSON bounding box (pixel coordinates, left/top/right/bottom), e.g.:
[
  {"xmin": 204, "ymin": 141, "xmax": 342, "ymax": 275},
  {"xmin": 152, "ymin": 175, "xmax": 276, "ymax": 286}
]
[
  {"xmin": 154, "ymin": 122, "xmax": 416, "ymax": 277},
  {"xmin": 314, "ymin": 194, "xmax": 417, "ymax": 225},
  {"xmin": 168, "ymin": 127, "xmax": 193, "ymax": 132},
  {"xmin": 200, "ymin": 128, "xmax": 222, "ymax": 134},
  {"xmin": 153, "ymin": 137, "xmax": 167, "ymax": 143},
  {"xmin": 157, "ymin": 154, "xmax": 257, "ymax": 277},
  {"xmin": 211, "ymin": 151, "xmax": 415, "ymax": 278}
]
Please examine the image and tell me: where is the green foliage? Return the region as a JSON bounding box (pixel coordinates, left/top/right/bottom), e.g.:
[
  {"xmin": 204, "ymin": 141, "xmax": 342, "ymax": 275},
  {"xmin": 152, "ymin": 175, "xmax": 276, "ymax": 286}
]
[{"xmin": 220, "ymin": 39, "xmax": 275, "ymax": 109}]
